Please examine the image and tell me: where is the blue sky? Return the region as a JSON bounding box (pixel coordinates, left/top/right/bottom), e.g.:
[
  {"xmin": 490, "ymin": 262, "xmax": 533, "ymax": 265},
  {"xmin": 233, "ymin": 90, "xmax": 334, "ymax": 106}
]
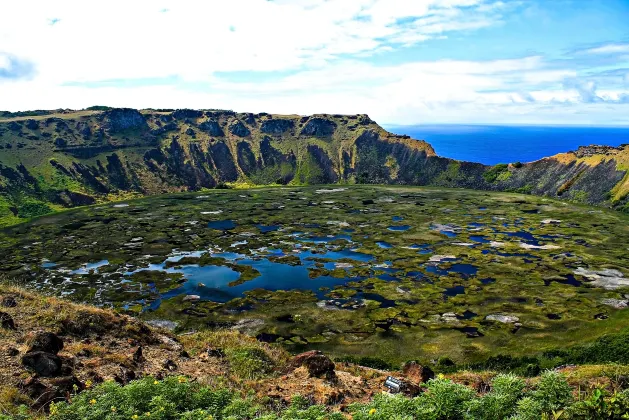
[{"xmin": 0, "ymin": 0, "xmax": 628, "ymax": 125}]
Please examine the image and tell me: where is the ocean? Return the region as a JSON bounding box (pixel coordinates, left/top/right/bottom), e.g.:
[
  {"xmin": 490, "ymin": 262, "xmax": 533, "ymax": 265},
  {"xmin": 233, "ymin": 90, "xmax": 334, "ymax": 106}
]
[{"xmin": 384, "ymin": 125, "xmax": 629, "ymax": 165}]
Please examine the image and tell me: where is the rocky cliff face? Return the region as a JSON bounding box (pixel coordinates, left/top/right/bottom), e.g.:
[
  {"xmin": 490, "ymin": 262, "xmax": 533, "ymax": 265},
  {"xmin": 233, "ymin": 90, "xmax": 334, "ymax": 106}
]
[{"xmin": 0, "ymin": 107, "xmax": 627, "ymax": 225}]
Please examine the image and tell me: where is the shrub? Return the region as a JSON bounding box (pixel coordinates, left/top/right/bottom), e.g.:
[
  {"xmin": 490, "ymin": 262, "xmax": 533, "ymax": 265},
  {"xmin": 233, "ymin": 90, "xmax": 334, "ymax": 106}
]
[
  {"xmin": 512, "ymin": 161, "xmax": 523, "ymax": 168},
  {"xmin": 419, "ymin": 377, "xmax": 475, "ymax": 419},
  {"xmin": 49, "ymin": 377, "xmax": 240, "ymax": 420},
  {"xmin": 16, "ymin": 201, "xmax": 52, "ymax": 218},
  {"xmin": 226, "ymin": 347, "xmax": 274, "ymax": 379},
  {"xmin": 483, "ymin": 164, "xmax": 509, "ymax": 183},
  {"xmin": 569, "ymin": 387, "xmax": 629, "ymax": 419},
  {"xmin": 511, "ymin": 396, "xmax": 544, "ymax": 420},
  {"xmin": 532, "ymin": 370, "xmax": 573, "ymax": 414},
  {"xmin": 464, "ymin": 374, "xmax": 526, "ymax": 419}
]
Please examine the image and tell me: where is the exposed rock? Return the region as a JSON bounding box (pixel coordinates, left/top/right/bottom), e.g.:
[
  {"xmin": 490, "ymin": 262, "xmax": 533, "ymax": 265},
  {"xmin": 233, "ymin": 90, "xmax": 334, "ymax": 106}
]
[
  {"xmin": 429, "ymin": 255, "xmax": 456, "ymax": 263},
  {"xmin": 114, "ymin": 366, "xmax": 136, "ymax": 384},
  {"xmin": 19, "ymin": 377, "xmax": 57, "ymax": 409},
  {"xmin": 300, "ymin": 117, "xmax": 337, "ymax": 137},
  {"xmin": 28, "ymin": 332, "xmax": 63, "ymax": 354},
  {"xmin": 402, "ymin": 361, "xmax": 434, "ymax": 384},
  {"xmin": 0, "ymin": 312, "xmax": 16, "ymax": 330},
  {"xmin": 574, "ymin": 267, "xmax": 629, "ymax": 290},
  {"xmin": 182, "ymin": 295, "xmax": 201, "ymax": 302},
  {"xmin": 541, "ymin": 219, "xmax": 561, "ymax": 224},
  {"xmin": 199, "ymin": 120, "xmax": 224, "ymax": 137},
  {"xmin": 146, "ymin": 319, "xmax": 178, "ymax": 331},
  {"xmin": 76, "ymin": 122, "xmax": 91, "ymax": 138},
  {"xmin": 22, "ymin": 351, "xmax": 63, "ymax": 377},
  {"xmin": 172, "ymin": 109, "xmax": 204, "ymax": 119},
  {"xmin": 229, "ymin": 120, "xmax": 251, "ymax": 137},
  {"xmin": 101, "ymin": 108, "xmax": 147, "ymax": 132},
  {"xmin": 132, "ymin": 346, "xmax": 144, "ymax": 364},
  {"xmin": 519, "ymin": 243, "xmax": 561, "ymax": 250},
  {"xmin": 24, "ymin": 119, "xmax": 39, "ymax": 130},
  {"xmin": 601, "ymin": 298, "xmax": 628, "ymax": 309},
  {"xmin": 261, "ymin": 118, "xmax": 294, "ymax": 135},
  {"xmin": 574, "ymin": 145, "xmax": 624, "ymax": 158},
  {"xmin": 485, "ymin": 313, "xmax": 520, "ymax": 324},
  {"xmin": 163, "ymin": 359, "xmax": 178, "ymax": 371},
  {"xmin": 1, "ymin": 295, "xmax": 17, "ymax": 308},
  {"xmin": 207, "ymin": 347, "xmax": 225, "ymax": 358},
  {"xmin": 289, "ymin": 350, "xmax": 336, "ymax": 380}
]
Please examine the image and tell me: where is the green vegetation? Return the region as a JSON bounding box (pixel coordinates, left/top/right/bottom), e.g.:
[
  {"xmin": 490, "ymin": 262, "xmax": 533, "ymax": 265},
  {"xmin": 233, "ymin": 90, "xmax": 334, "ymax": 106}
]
[
  {"xmin": 3, "ymin": 185, "xmax": 629, "ymax": 366},
  {"xmin": 482, "ymin": 164, "xmax": 509, "ymax": 183},
  {"xmin": 18, "ymin": 372, "xmax": 626, "ymax": 419}
]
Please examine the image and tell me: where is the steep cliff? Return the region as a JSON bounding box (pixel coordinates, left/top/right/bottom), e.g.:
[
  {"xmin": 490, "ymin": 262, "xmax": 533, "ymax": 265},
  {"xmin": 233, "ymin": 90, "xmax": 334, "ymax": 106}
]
[{"xmin": 0, "ymin": 107, "xmax": 627, "ymax": 225}]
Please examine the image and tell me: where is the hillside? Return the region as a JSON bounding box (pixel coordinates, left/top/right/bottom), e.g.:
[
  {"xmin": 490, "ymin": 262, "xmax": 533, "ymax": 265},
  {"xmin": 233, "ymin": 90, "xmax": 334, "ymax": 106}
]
[
  {"xmin": 0, "ymin": 107, "xmax": 628, "ymax": 226},
  {"xmin": 3, "ymin": 284, "xmax": 629, "ymax": 418}
]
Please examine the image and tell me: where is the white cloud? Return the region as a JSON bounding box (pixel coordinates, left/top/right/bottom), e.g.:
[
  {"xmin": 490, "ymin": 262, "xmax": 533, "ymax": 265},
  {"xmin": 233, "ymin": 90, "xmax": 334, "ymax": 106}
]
[
  {"xmin": 582, "ymin": 43, "xmax": 629, "ymax": 55},
  {"xmin": 0, "ymin": 0, "xmax": 627, "ymax": 124}
]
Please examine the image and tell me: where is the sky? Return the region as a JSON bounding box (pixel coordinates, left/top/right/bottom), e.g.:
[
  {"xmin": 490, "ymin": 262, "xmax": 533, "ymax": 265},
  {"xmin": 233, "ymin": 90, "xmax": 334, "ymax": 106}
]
[{"xmin": 0, "ymin": 0, "xmax": 628, "ymax": 125}]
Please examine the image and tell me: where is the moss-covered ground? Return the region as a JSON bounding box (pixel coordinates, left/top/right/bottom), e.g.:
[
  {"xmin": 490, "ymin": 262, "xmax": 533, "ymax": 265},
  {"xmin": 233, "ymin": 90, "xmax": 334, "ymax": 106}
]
[{"xmin": 1, "ymin": 185, "xmax": 628, "ymax": 365}]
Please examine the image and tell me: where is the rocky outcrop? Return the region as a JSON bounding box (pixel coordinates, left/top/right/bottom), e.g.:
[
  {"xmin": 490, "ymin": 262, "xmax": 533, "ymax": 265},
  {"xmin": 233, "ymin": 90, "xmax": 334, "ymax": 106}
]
[
  {"xmin": 301, "ymin": 117, "xmax": 337, "ymax": 137},
  {"xmin": 100, "ymin": 108, "xmax": 147, "ymax": 132},
  {"xmin": 261, "ymin": 118, "xmax": 294, "ymax": 135},
  {"xmin": 288, "ymin": 350, "xmax": 336, "ymax": 380},
  {"xmin": 199, "ymin": 120, "xmax": 224, "ymax": 137},
  {"xmin": 229, "ymin": 120, "xmax": 251, "ymax": 137},
  {"xmin": 574, "ymin": 145, "xmax": 627, "ymax": 158}
]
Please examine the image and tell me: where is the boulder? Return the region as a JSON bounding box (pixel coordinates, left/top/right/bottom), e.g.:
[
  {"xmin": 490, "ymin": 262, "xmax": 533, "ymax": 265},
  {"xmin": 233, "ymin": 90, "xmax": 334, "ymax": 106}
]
[
  {"xmin": 22, "ymin": 351, "xmax": 63, "ymax": 377},
  {"xmin": 163, "ymin": 359, "xmax": 178, "ymax": 371},
  {"xmin": 207, "ymin": 347, "xmax": 225, "ymax": 358},
  {"xmin": 19, "ymin": 377, "xmax": 57, "ymax": 409},
  {"xmin": 289, "ymin": 350, "xmax": 336, "ymax": 379},
  {"xmin": 485, "ymin": 314, "xmax": 520, "ymax": 324},
  {"xmin": 114, "ymin": 366, "xmax": 136, "ymax": 385},
  {"xmin": 402, "ymin": 361, "xmax": 435, "ymax": 384},
  {"xmin": 28, "ymin": 332, "xmax": 64, "ymax": 354},
  {"xmin": 0, "ymin": 312, "xmax": 16, "ymax": 330},
  {"xmin": 132, "ymin": 346, "xmax": 144, "ymax": 364},
  {"xmin": 20, "ymin": 376, "xmax": 84, "ymax": 409}
]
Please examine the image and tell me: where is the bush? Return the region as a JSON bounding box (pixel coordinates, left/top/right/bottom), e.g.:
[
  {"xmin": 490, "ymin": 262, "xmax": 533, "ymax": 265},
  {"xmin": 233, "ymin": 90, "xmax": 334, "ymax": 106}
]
[
  {"xmin": 49, "ymin": 378, "xmax": 347, "ymax": 420},
  {"xmin": 49, "ymin": 377, "xmax": 239, "ymax": 419},
  {"xmin": 420, "ymin": 377, "xmax": 475, "ymax": 419},
  {"xmin": 16, "ymin": 201, "xmax": 52, "ymax": 218},
  {"xmin": 226, "ymin": 347, "xmax": 274, "ymax": 379},
  {"xmin": 532, "ymin": 370, "xmax": 573, "ymax": 414},
  {"xmin": 483, "ymin": 164, "xmax": 509, "ymax": 183},
  {"xmin": 464, "ymin": 374, "xmax": 525, "ymax": 419},
  {"xmin": 569, "ymin": 387, "xmax": 629, "ymax": 419}
]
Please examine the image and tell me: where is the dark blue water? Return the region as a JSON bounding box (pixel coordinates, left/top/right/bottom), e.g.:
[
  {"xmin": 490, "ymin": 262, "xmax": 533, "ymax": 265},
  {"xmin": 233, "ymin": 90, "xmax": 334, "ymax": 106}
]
[{"xmin": 385, "ymin": 125, "xmax": 629, "ymax": 165}]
